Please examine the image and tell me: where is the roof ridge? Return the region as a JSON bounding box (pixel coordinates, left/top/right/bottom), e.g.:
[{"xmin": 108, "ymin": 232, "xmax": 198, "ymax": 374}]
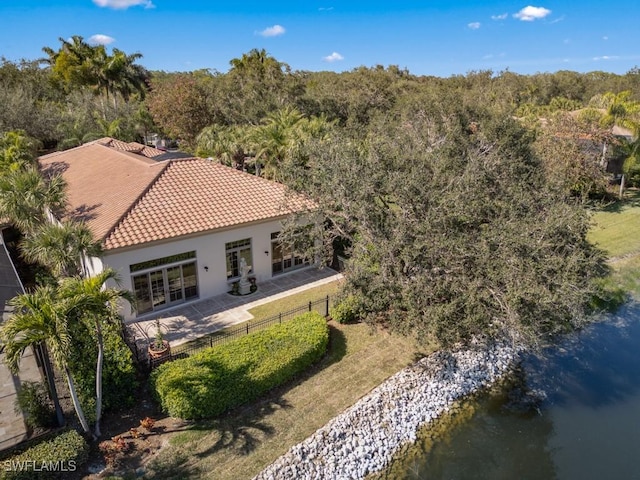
[{"xmin": 100, "ymin": 159, "xmax": 173, "ymax": 243}]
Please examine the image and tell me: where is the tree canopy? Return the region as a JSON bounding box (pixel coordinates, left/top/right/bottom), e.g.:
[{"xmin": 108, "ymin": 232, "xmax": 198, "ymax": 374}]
[{"xmin": 282, "ymin": 98, "xmax": 608, "ymax": 347}]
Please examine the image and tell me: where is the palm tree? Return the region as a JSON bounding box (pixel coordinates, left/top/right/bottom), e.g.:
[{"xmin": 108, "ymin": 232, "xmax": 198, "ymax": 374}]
[
  {"xmin": 196, "ymin": 124, "xmax": 253, "ymax": 171},
  {"xmin": 598, "ymin": 91, "xmax": 640, "ymax": 196},
  {"xmin": 0, "ymin": 286, "xmax": 93, "ymax": 437},
  {"xmin": 20, "ymin": 220, "xmax": 102, "ymax": 277},
  {"xmin": 0, "ymin": 167, "xmax": 67, "ymax": 234},
  {"xmin": 0, "ymin": 131, "xmax": 39, "ymax": 172},
  {"xmin": 59, "ymin": 269, "xmax": 134, "ymax": 437},
  {"xmin": 252, "ymin": 107, "xmax": 335, "ymax": 180}
]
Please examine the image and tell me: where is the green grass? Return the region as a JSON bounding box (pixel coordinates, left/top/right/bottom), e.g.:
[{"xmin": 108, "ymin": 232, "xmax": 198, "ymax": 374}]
[
  {"xmin": 247, "ymin": 280, "xmax": 342, "ymax": 319},
  {"xmin": 588, "ymin": 189, "xmax": 640, "ymax": 300},
  {"xmin": 588, "ymin": 189, "xmax": 640, "ymax": 258},
  {"xmin": 145, "ymin": 322, "xmax": 428, "ymax": 480}
]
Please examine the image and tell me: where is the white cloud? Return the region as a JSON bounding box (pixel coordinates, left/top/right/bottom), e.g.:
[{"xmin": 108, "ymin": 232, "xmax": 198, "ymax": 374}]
[
  {"xmin": 93, "ymin": 0, "xmax": 155, "ymax": 9},
  {"xmin": 258, "ymin": 25, "xmax": 286, "ymax": 37},
  {"xmin": 319, "ymin": 7, "xmax": 334, "ymax": 11},
  {"xmin": 89, "ymin": 34, "xmax": 115, "ymax": 45},
  {"xmin": 468, "ymin": 22, "xmax": 481, "ymax": 30},
  {"xmin": 491, "ymin": 13, "xmax": 508, "ymax": 20},
  {"xmin": 593, "ymin": 55, "xmax": 619, "ymax": 61},
  {"xmin": 514, "ymin": 6, "xmax": 551, "ymax": 21},
  {"xmin": 603, "ymin": 36, "xmax": 608, "ymax": 40},
  {"xmin": 323, "ymin": 52, "xmax": 344, "ymax": 62}
]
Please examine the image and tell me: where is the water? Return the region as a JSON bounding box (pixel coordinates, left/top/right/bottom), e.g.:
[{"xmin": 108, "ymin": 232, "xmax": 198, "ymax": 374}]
[{"xmin": 389, "ymin": 303, "xmax": 640, "ymax": 480}]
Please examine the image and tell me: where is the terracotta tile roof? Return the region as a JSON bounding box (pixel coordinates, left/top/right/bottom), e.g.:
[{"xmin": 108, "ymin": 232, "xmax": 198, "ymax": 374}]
[
  {"xmin": 95, "ymin": 138, "xmax": 167, "ymax": 158},
  {"xmin": 39, "ymin": 140, "xmax": 313, "ymax": 251},
  {"xmin": 105, "ymin": 158, "xmax": 313, "ymax": 250},
  {"xmin": 39, "ymin": 142, "xmax": 168, "ymax": 242}
]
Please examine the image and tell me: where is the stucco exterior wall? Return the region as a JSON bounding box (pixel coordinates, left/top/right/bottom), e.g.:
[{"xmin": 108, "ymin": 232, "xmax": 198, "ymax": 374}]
[{"xmin": 100, "ymin": 218, "xmax": 288, "ymax": 321}]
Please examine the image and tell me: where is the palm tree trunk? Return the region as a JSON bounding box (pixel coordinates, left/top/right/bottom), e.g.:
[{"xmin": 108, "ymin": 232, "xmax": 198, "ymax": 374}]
[
  {"xmin": 94, "ymin": 322, "xmax": 104, "ymax": 438},
  {"xmin": 64, "ymin": 366, "xmax": 95, "ymax": 440}
]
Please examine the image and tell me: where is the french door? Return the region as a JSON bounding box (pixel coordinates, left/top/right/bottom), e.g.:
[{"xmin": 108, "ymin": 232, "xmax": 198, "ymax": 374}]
[{"xmin": 132, "ymin": 261, "xmax": 198, "ymax": 314}]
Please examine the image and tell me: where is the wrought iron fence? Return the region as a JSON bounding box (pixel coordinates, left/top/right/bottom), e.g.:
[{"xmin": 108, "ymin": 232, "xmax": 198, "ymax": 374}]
[{"xmin": 146, "ymin": 295, "xmax": 333, "ymax": 369}]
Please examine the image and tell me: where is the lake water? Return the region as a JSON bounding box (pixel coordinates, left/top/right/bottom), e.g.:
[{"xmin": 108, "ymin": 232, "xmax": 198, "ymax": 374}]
[{"xmin": 388, "ymin": 303, "xmax": 640, "ymax": 480}]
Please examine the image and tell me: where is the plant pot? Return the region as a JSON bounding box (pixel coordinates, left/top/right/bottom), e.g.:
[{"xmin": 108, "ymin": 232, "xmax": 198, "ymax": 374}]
[{"xmin": 148, "ymin": 340, "xmax": 171, "ymax": 360}]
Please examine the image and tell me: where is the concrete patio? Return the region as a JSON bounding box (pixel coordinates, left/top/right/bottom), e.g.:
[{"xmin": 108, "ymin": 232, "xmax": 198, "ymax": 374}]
[{"xmin": 128, "ymin": 267, "xmax": 343, "ymax": 355}]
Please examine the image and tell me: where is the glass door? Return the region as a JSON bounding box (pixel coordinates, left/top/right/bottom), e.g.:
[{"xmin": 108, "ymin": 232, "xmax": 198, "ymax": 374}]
[
  {"xmin": 166, "ymin": 266, "xmax": 184, "ymax": 303},
  {"xmin": 149, "ymin": 269, "xmax": 166, "ymax": 309}
]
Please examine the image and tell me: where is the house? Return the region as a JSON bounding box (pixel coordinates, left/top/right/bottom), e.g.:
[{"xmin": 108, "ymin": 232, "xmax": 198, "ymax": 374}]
[{"xmin": 39, "ymin": 138, "xmax": 315, "ymax": 321}]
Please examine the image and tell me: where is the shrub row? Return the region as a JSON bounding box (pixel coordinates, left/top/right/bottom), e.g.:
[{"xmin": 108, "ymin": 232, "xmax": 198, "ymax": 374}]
[
  {"xmin": 151, "ymin": 312, "xmax": 329, "ymax": 419},
  {"xmin": 0, "ymin": 430, "xmax": 88, "ymax": 480}
]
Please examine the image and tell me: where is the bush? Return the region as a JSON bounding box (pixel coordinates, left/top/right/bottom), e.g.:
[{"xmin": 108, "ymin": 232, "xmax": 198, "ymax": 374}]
[
  {"xmin": 14, "ymin": 381, "xmax": 56, "ymax": 430},
  {"xmin": 0, "ymin": 430, "xmax": 88, "ymax": 480},
  {"xmin": 151, "ymin": 312, "xmax": 329, "ymax": 419},
  {"xmin": 330, "ymin": 294, "xmax": 362, "ymax": 324},
  {"xmin": 68, "ymin": 320, "xmax": 137, "ymax": 418}
]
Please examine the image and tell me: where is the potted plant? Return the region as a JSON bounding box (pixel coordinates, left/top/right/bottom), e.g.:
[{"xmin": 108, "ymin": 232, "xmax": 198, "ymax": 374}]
[{"xmin": 148, "ymin": 318, "xmax": 170, "ymax": 361}]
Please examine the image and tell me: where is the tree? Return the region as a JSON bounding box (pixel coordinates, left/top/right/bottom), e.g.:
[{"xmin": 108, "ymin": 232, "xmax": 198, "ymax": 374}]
[
  {"xmin": 196, "ymin": 124, "xmax": 253, "ymax": 170},
  {"xmin": 283, "ymin": 104, "xmax": 607, "ymax": 348},
  {"xmin": 224, "ymin": 49, "xmax": 291, "ymax": 124},
  {"xmin": 0, "ymin": 286, "xmax": 93, "ymax": 437},
  {"xmin": 0, "ymin": 167, "xmax": 67, "ymax": 234},
  {"xmin": 0, "ymin": 130, "xmax": 39, "ymax": 171},
  {"xmin": 146, "ymin": 73, "xmax": 213, "ymax": 149},
  {"xmin": 533, "ymin": 111, "xmax": 611, "ymax": 199},
  {"xmin": 59, "ymin": 269, "xmax": 134, "ymax": 438},
  {"xmin": 20, "ymin": 220, "xmax": 102, "ymax": 277}
]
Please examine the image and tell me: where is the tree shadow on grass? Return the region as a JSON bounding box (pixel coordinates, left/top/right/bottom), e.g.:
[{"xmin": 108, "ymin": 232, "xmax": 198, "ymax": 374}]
[
  {"xmin": 145, "ymin": 323, "xmax": 347, "ymax": 478},
  {"xmin": 599, "ymin": 188, "xmax": 640, "ymax": 213}
]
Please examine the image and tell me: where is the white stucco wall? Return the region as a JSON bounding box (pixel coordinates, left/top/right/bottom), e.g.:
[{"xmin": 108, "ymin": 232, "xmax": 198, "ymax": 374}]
[{"xmin": 100, "ymin": 218, "xmax": 288, "ymax": 321}]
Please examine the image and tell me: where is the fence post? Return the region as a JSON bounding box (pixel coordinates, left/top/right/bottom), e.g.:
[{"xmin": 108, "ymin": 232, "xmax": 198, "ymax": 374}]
[
  {"xmin": 279, "ymin": 312, "xmax": 282, "ymax": 324},
  {"xmin": 246, "ymin": 323, "xmax": 250, "ymax": 334},
  {"xmin": 308, "ymin": 301, "xmax": 312, "ymax": 312},
  {"xmin": 325, "ymin": 295, "xmax": 330, "ymax": 317},
  {"xmin": 210, "ymin": 336, "xmax": 213, "ymax": 348}
]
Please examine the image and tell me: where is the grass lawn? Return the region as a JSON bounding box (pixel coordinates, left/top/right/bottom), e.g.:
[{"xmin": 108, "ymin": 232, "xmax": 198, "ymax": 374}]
[
  {"xmin": 247, "ymin": 279, "xmax": 342, "ymax": 320},
  {"xmin": 588, "ymin": 189, "xmax": 640, "ymax": 259},
  {"xmin": 588, "ymin": 189, "xmax": 640, "ymax": 299},
  {"xmin": 146, "ymin": 322, "xmax": 429, "ymax": 479}
]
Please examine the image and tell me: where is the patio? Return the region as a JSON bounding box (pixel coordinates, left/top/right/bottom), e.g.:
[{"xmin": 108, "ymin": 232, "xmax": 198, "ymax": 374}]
[{"xmin": 128, "ymin": 267, "xmax": 342, "ymax": 355}]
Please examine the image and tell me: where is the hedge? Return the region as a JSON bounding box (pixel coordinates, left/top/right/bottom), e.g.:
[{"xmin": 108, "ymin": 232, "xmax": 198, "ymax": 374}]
[
  {"xmin": 0, "ymin": 430, "xmax": 88, "ymax": 480},
  {"xmin": 151, "ymin": 312, "xmax": 329, "ymax": 419}
]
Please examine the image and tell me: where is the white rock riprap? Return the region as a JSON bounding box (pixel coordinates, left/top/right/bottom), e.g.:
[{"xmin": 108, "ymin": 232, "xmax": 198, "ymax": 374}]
[{"xmin": 254, "ymin": 340, "xmax": 520, "ymax": 480}]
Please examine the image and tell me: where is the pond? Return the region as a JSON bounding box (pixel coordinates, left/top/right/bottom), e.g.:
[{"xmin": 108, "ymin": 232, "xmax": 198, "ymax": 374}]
[{"xmin": 387, "ymin": 303, "xmax": 640, "ymax": 480}]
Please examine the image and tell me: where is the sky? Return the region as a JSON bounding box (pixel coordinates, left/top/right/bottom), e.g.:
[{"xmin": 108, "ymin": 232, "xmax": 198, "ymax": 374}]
[{"xmin": 1, "ymin": 0, "xmax": 639, "ymax": 78}]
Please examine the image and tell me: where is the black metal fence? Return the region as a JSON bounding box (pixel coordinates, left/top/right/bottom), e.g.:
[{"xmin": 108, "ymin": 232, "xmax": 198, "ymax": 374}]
[{"xmin": 146, "ymin": 295, "xmax": 333, "ymax": 369}]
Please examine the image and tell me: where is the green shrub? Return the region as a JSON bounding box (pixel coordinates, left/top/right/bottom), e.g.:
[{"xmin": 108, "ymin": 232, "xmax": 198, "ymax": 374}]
[
  {"xmin": 151, "ymin": 312, "xmax": 329, "ymax": 419},
  {"xmin": 14, "ymin": 382, "xmax": 56, "ymax": 430},
  {"xmin": 68, "ymin": 321, "xmax": 137, "ymax": 417},
  {"xmin": 0, "ymin": 430, "xmax": 88, "ymax": 480},
  {"xmin": 330, "ymin": 294, "xmax": 362, "ymax": 324}
]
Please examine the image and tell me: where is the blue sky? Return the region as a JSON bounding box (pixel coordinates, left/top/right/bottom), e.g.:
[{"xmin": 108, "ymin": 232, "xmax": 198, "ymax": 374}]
[{"xmin": 2, "ymin": 1, "xmax": 639, "ymax": 77}]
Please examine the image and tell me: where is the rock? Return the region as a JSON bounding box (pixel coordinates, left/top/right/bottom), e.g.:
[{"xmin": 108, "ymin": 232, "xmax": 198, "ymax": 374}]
[{"xmin": 253, "ymin": 341, "xmax": 520, "ymax": 480}]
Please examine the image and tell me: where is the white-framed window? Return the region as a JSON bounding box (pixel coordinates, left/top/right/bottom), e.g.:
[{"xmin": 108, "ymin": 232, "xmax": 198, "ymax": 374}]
[
  {"xmin": 130, "ymin": 251, "xmax": 199, "ymax": 315},
  {"xmin": 226, "ymin": 238, "xmax": 253, "ymax": 279}
]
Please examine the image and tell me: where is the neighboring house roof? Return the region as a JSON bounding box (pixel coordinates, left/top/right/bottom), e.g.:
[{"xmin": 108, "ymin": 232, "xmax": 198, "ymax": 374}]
[{"xmin": 39, "ymin": 139, "xmax": 313, "ymax": 251}]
